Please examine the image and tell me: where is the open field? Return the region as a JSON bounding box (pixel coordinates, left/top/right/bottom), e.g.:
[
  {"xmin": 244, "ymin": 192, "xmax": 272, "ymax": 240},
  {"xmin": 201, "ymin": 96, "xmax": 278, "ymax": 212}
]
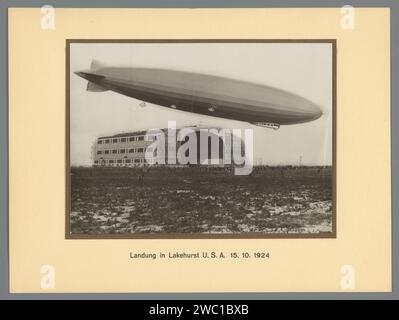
[{"xmin": 69, "ymin": 166, "xmax": 333, "ymax": 235}]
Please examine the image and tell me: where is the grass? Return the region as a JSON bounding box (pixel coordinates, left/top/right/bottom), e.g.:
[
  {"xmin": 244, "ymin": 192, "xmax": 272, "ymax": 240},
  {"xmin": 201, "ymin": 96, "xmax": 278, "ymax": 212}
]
[{"xmin": 70, "ymin": 166, "xmax": 333, "ymax": 235}]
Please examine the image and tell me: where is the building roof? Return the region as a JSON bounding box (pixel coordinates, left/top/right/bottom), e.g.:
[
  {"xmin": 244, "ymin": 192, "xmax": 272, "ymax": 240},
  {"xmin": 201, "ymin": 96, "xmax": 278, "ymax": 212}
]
[
  {"xmin": 98, "ymin": 131, "xmax": 149, "ymax": 139},
  {"xmin": 98, "ymin": 126, "xmax": 221, "ymax": 140}
]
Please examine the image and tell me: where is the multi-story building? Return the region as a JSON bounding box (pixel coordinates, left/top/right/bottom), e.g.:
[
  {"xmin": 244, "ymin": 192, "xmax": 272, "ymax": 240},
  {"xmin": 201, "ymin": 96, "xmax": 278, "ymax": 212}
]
[
  {"xmin": 92, "ymin": 130, "xmax": 158, "ymax": 167},
  {"xmin": 92, "ymin": 127, "xmax": 239, "ymax": 167}
]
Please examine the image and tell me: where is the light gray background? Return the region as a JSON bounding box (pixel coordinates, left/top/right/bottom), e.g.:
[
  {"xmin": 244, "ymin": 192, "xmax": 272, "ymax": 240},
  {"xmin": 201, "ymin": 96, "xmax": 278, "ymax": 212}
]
[
  {"xmin": 70, "ymin": 42, "xmax": 332, "ymax": 167},
  {"xmin": 0, "ymin": 0, "xmax": 397, "ymax": 300}
]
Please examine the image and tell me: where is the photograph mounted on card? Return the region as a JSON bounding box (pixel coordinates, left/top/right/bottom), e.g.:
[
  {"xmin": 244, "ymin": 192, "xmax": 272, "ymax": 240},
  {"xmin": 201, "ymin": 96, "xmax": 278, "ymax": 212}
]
[
  {"xmin": 8, "ymin": 8, "xmax": 391, "ymax": 293},
  {"xmin": 66, "ymin": 40, "xmax": 336, "ymax": 239}
]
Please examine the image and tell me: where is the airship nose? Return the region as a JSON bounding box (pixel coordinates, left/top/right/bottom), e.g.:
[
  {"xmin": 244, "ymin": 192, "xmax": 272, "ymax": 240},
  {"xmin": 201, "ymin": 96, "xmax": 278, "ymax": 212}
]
[
  {"xmin": 298, "ymin": 101, "xmax": 323, "ymax": 122},
  {"xmin": 309, "ymin": 105, "xmax": 323, "ymax": 120}
]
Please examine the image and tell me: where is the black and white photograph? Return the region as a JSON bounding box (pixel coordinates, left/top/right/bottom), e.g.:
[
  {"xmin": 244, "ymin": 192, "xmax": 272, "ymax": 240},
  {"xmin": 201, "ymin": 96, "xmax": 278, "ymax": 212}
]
[{"xmin": 67, "ymin": 40, "xmax": 335, "ymax": 238}]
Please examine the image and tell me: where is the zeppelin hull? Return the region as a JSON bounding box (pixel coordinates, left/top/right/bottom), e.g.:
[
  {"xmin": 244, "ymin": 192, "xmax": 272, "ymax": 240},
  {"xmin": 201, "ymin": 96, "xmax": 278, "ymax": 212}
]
[{"xmin": 75, "ymin": 65, "xmax": 323, "ymax": 125}]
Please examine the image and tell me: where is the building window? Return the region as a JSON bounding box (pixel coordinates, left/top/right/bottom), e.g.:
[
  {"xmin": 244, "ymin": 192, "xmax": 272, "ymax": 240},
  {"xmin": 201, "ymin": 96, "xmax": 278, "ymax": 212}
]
[
  {"xmin": 112, "ymin": 138, "xmax": 118, "ymax": 143},
  {"xmin": 105, "ymin": 150, "xmax": 110, "ymax": 154},
  {"xmin": 117, "ymin": 160, "xmax": 123, "ymax": 164},
  {"xmin": 121, "ymin": 138, "xmax": 127, "ymax": 142},
  {"xmin": 98, "ymin": 140, "xmax": 103, "ymax": 144},
  {"xmin": 104, "ymin": 139, "xmax": 110, "ymax": 144},
  {"xmin": 138, "ymin": 136, "xmax": 144, "ymax": 141},
  {"xmin": 109, "ymin": 160, "xmax": 114, "ymax": 164},
  {"xmin": 125, "ymin": 159, "xmax": 131, "ymax": 163},
  {"xmin": 147, "ymin": 135, "xmax": 157, "ymax": 141},
  {"xmin": 97, "ymin": 150, "xmax": 102, "ymax": 155},
  {"xmin": 119, "ymin": 149, "xmax": 126, "ymax": 154},
  {"xmin": 137, "ymin": 148, "xmax": 144, "ymax": 153},
  {"xmin": 112, "ymin": 150, "xmax": 117, "ymax": 154},
  {"xmin": 94, "ymin": 160, "xmax": 98, "ymax": 164},
  {"xmin": 129, "ymin": 148, "xmax": 135, "ymax": 153},
  {"xmin": 134, "ymin": 159, "xmax": 141, "ymax": 164},
  {"xmin": 129, "ymin": 137, "xmax": 135, "ymax": 142}
]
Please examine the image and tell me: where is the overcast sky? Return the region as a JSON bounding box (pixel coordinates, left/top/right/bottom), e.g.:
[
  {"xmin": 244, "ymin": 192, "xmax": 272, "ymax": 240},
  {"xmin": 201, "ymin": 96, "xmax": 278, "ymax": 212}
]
[{"xmin": 70, "ymin": 42, "xmax": 332, "ymax": 166}]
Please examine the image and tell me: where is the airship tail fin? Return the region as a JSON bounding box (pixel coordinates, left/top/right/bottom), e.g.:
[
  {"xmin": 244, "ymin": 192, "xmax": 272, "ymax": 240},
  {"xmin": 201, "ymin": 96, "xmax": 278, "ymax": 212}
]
[
  {"xmin": 85, "ymin": 60, "xmax": 108, "ymax": 92},
  {"xmin": 87, "ymin": 81, "xmax": 108, "ymax": 92},
  {"xmin": 90, "ymin": 59, "xmax": 106, "ymax": 72}
]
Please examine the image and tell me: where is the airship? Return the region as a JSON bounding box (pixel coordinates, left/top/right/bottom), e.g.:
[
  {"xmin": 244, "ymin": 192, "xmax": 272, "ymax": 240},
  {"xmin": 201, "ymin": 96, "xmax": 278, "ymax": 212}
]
[{"xmin": 75, "ymin": 61, "xmax": 323, "ymax": 129}]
